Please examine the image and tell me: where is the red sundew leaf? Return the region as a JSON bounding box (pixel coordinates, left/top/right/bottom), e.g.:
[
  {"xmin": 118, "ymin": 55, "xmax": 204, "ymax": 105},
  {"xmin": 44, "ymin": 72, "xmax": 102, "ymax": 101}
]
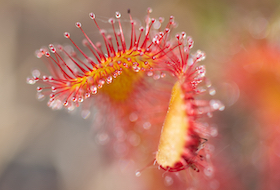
[{"xmin": 27, "ymin": 8, "xmax": 222, "ymax": 189}]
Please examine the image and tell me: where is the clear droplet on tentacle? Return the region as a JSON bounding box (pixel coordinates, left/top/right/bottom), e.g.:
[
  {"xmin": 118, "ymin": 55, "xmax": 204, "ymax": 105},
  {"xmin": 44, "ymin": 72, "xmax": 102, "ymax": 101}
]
[
  {"xmin": 164, "ymin": 175, "xmax": 174, "ymax": 186},
  {"xmin": 210, "ymin": 100, "xmax": 225, "ymax": 111},
  {"xmin": 26, "ymin": 77, "xmax": 36, "ymax": 84},
  {"xmin": 135, "ymin": 170, "xmax": 141, "ymax": 177},
  {"xmin": 36, "ymin": 92, "xmax": 45, "ymax": 101},
  {"xmin": 209, "ymin": 87, "xmax": 216, "ymax": 96},
  {"xmin": 81, "ymin": 110, "xmax": 91, "ymax": 119},
  {"xmin": 32, "ymin": 69, "xmax": 41, "ymax": 78}
]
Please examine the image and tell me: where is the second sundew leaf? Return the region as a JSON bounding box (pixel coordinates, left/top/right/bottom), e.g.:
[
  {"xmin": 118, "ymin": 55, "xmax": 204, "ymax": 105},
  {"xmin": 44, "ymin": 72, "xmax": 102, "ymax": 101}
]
[{"xmin": 156, "ymin": 81, "xmax": 189, "ymax": 168}]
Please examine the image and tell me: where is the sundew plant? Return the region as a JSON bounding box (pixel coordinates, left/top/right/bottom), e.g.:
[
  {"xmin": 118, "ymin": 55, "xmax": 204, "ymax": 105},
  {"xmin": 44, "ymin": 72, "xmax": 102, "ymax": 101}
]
[{"xmin": 27, "ymin": 7, "xmax": 223, "ymax": 187}]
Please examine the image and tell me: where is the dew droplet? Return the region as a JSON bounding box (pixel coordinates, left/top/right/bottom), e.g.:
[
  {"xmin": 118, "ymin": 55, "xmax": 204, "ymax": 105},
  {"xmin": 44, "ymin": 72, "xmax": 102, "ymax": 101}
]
[
  {"xmin": 164, "ymin": 175, "xmax": 174, "ymax": 186},
  {"xmin": 98, "ymin": 83, "xmax": 103, "ymax": 89},
  {"xmin": 210, "ymin": 100, "xmax": 224, "ymax": 111},
  {"xmin": 187, "ymin": 58, "xmax": 194, "ymax": 66},
  {"xmin": 135, "ymin": 171, "xmax": 141, "ymax": 177},
  {"xmin": 115, "ymin": 12, "xmax": 121, "ymax": 18},
  {"xmin": 36, "ymin": 92, "xmax": 45, "ymax": 101},
  {"xmin": 219, "ymin": 104, "xmax": 225, "ymax": 111},
  {"xmin": 210, "ymin": 127, "xmax": 218, "ymax": 137},
  {"xmin": 63, "ymin": 100, "xmax": 68, "ymax": 106},
  {"xmin": 153, "ymin": 20, "xmax": 161, "ymax": 29},
  {"xmin": 147, "ymin": 71, "xmax": 153, "ymax": 76},
  {"xmin": 147, "ymin": 7, "xmax": 152, "ymax": 13},
  {"xmin": 68, "ymin": 104, "xmax": 75, "ymax": 111},
  {"xmin": 90, "ymin": 85, "xmax": 97, "ymax": 94},
  {"xmin": 75, "ymin": 22, "xmax": 81, "ymax": 28},
  {"xmin": 49, "ymin": 44, "xmax": 56, "ymax": 53},
  {"xmin": 196, "ymin": 50, "xmax": 206, "ymax": 61},
  {"xmin": 45, "ymin": 51, "xmax": 51, "ymax": 57},
  {"xmin": 49, "ymin": 97, "xmax": 55, "ymax": 102},
  {"xmin": 196, "ymin": 65, "xmax": 206, "ymax": 77},
  {"xmin": 49, "ymin": 93, "xmax": 55, "ymax": 98},
  {"xmin": 85, "ymin": 92, "xmax": 90, "ymax": 99},
  {"xmin": 209, "ymin": 87, "xmax": 216, "ymax": 96},
  {"xmin": 26, "ymin": 77, "xmax": 36, "ymax": 85},
  {"xmin": 153, "ymin": 74, "xmax": 160, "ymax": 80},
  {"xmin": 181, "ymin": 31, "xmax": 186, "ymax": 38},
  {"xmin": 143, "ymin": 122, "xmax": 151, "ymax": 130},
  {"xmin": 204, "ymin": 166, "xmax": 214, "ymax": 177},
  {"xmin": 72, "ymin": 96, "xmax": 77, "ymax": 102},
  {"xmin": 159, "ymin": 17, "xmax": 164, "ymax": 23},
  {"xmin": 78, "ymin": 97, "xmax": 83, "ymax": 103},
  {"xmin": 49, "ymin": 99, "xmax": 63, "ymax": 110},
  {"xmin": 89, "ymin": 12, "xmax": 95, "ymax": 19},
  {"xmin": 187, "ymin": 36, "xmax": 194, "ymax": 49},
  {"xmin": 133, "ymin": 66, "xmax": 140, "ymax": 72},
  {"xmin": 48, "ymin": 76, "xmax": 54, "ymax": 82},
  {"xmin": 36, "ymin": 86, "xmax": 42, "ymax": 92},
  {"xmin": 96, "ymin": 132, "xmax": 110, "ymax": 145},
  {"xmin": 35, "ymin": 50, "xmax": 43, "ymax": 58},
  {"xmin": 207, "ymin": 112, "xmax": 213, "ymax": 118},
  {"xmin": 51, "ymin": 86, "xmax": 56, "ymax": 92},
  {"xmin": 64, "ymin": 32, "xmax": 70, "ymax": 38},
  {"xmin": 205, "ymin": 79, "xmax": 212, "ymax": 88},
  {"xmin": 106, "ymin": 76, "xmax": 112, "ymax": 84},
  {"xmin": 100, "ymin": 29, "xmax": 106, "ymax": 35},
  {"xmin": 32, "ymin": 69, "xmax": 41, "ymax": 78},
  {"xmin": 108, "ymin": 18, "xmax": 115, "ymax": 24},
  {"xmin": 33, "ymin": 76, "xmax": 39, "ymax": 82},
  {"xmin": 113, "ymin": 72, "xmax": 118, "ymax": 78},
  {"xmin": 81, "ymin": 110, "xmax": 90, "ymax": 119},
  {"xmin": 195, "ymin": 87, "xmax": 206, "ymax": 94},
  {"xmin": 98, "ymin": 79, "xmax": 105, "ymax": 85},
  {"xmin": 42, "ymin": 75, "xmax": 48, "ymax": 81},
  {"xmin": 129, "ymin": 112, "xmax": 138, "ymax": 122}
]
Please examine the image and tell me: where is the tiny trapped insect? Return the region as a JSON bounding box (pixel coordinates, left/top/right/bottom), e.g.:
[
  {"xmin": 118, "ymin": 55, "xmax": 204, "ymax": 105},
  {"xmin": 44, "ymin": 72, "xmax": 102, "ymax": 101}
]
[{"xmin": 27, "ymin": 8, "xmax": 222, "ymax": 175}]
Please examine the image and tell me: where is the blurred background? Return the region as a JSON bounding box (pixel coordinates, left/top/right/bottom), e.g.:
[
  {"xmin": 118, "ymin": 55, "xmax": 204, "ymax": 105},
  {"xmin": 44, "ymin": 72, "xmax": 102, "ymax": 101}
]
[{"xmin": 1, "ymin": 0, "xmax": 280, "ymax": 189}]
